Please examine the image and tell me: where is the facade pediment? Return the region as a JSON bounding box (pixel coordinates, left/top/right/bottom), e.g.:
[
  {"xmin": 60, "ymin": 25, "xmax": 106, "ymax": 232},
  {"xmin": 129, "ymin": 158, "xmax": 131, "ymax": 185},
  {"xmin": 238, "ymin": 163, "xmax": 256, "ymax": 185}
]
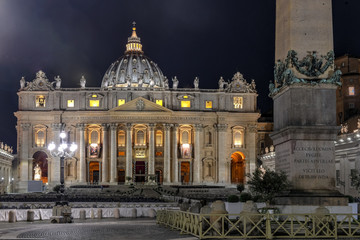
[{"xmin": 109, "ymin": 97, "xmax": 173, "ymax": 112}]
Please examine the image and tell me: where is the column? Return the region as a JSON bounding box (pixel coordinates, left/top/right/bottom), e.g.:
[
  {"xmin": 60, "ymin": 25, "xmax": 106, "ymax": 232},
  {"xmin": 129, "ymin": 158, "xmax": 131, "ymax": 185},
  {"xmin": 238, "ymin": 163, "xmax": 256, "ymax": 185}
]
[
  {"xmin": 51, "ymin": 123, "xmax": 62, "ymax": 184},
  {"xmin": 172, "ymin": 124, "xmax": 179, "ymax": 183},
  {"xmin": 216, "ymin": 124, "xmax": 228, "ymax": 183},
  {"xmin": 148, "ymin": 123, "xmax": 155, "ymax": 181},
  {"xmin": 76, "ymin": 123, "xmax": 86, "ymax": 183},
  {"xmin": 125, "ymin": 123, "xmax": 133, "ymax": 183},
  {"xmin": 163, "ymin": 124, "xmax": 171, "ymax": 184},
  {"xmin": 246, "ymin": 124, "xmax": 257, "ymax": 179},
  {"xmin": 109, "ymin": 123, "xmax": 118, "ymax": 183},
  {"xmin": 193, "ymin": 124, "xmax": 202, "ymax": 184},
  {"xmin": 101, "ymin": 124, "xmax": 109, "ymax": 183}
]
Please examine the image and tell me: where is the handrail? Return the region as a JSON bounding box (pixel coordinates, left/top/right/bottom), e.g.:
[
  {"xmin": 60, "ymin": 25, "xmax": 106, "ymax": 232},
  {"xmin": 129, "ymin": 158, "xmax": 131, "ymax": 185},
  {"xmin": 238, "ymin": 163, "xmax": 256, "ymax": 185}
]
[{"xmin": 157, "ymin": 210, "xmax": 360, "ymax": 239}]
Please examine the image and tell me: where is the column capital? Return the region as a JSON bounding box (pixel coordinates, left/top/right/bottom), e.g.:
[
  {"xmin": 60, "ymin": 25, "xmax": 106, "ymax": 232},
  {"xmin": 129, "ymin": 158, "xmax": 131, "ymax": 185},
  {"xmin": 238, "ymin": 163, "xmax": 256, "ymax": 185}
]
[
  {"xmin": 214, "ymin": 123, "xmax": 228, "ymax": 132},
  {"xmin": 110, "ymin": 123, "xmax": 118, "ymax": 131},
  {"xmin": 51, "ymin": 123, "xmax": 63, "ymax": 131},
  {"xmin": 148, "ymin": 123, "xmax": 156, "ymax": 131},
  {"xmin": 20, "ymin": 123, "xmax": 31, "ymax": 131},
  {"xmin": 101, "ymin": 123, "xmax": 109, "ymax": 131},
  {"xmin": 126, "ymin": 123, "xmax": 132, "ymax": 131},
  {"xmin": 194, "ymin": 124, "xmax": 203, "ymax": 132},
  {"xmin": 76, "ymin": 123, "xmax": 86, "ymax": 131},
  {"xmin": 172, "ymin": 123, "xmax": 179, "ymax": 130},
  {"xmin": 163, "ymin": 123, "xmax": 171, "ymax": 131},
  {"xmin": 247, "ymin": 124, "xmax": 258, "ymax": 133}
]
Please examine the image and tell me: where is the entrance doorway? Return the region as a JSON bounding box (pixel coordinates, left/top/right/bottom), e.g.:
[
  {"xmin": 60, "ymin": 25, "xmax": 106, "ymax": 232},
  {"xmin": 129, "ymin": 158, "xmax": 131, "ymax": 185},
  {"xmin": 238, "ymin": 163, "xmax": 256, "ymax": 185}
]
[
  {"xmin": 32, "ymin": 151, "xmax": 48, "ymax": 184},
  {"xmin": 155, "ymin": 169, "xmax": 163, "ymax": 184},
  {"xmin": 231, "ymin": 152, "xmax": 245, "ymax": 184},
  {"xmin": 118, "ymin": 169, "xmax": 125, "ymax": 184},
  {"xmin": 181, "ymin": 162, "xmax": 190, "ymax": 183},
  {"xmin": 89, "ymin": 162, "xmax": 100, "ymax": 184},
  {"xmin": 134, "ymin": 161, "xmax": 146, "ymax": 183}
]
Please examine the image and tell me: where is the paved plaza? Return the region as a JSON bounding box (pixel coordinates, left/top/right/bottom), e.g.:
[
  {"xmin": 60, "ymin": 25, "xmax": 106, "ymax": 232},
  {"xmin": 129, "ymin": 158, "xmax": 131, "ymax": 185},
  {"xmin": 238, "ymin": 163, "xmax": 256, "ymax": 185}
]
[{"xmin": 0, "ymin": 219, "xmax": 196, "ymax": 240}]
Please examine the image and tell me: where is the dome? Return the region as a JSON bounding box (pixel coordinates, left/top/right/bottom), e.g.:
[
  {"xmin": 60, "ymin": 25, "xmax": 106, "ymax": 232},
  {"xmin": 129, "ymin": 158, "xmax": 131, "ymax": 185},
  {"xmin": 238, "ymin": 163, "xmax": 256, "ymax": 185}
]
[{"xmin": 101, "ymin": 22, "xmax": 168, "ymax": 89}]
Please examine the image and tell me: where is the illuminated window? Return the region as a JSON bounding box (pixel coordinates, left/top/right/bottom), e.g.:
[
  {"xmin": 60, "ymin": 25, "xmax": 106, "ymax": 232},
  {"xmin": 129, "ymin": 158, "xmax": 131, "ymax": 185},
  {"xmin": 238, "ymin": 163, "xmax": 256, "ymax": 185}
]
[
  {"xmin": 181, "ymin": 101, "xmax": 191, "ymax": 108},
  {"xmin": 35, "ymin": 129, "xmax": 46, "ymax": 147},
  {"xmin": 349, "ymin": 86, "xmax": 355, "ymax": 96},
  {"xmin": 182, "ymin": 131, "xmax": 189, "ymax": 144},
  {"xmin": 118, "ymin": 151, "xmax": 125, "ymax": 156},
  {"xmin": 233, "ymin": 127, "xmax": 244, "ymax": 147},
  {"xmin": 156, "ymin": 130, "xmax": 163, "ymax": 146},
  {"xmin": 89, "ymin": 100, "xmax": 100, "ymax": 107},
  {"xmin": 118, "ymin": 99, "xmax": 126, "ymax": 106},
  {"xmin": 36, "ymin": 96, "xmax": 46, "ymax": 107},
  {"xmin": 156, "ymin": 99, "xmax": 163, "ymax": 106},
  {"xmin": 67, "ymin": 100, "xmax": 75, "ymax": 108},
  {"xmin": 183, "ymin": 96, "xmax": 188, "ymax": 99},
  {"xmin": 233, "ymin": 97, "xmax": 243, "ymax": 109},
  {"xmin": 136, "ymin": 130, "xmax": 145, "ymax": 146},
  {"xmin": 118, "ymin": 131, "xmax": 125, "ymax": 147},
  {"xmin": 92, "ymin": 94, "xmax": 97, "ymax": 98},
  {"xmin": 205, "ymin": 101, "xmax": 212, "ymax": 109}
]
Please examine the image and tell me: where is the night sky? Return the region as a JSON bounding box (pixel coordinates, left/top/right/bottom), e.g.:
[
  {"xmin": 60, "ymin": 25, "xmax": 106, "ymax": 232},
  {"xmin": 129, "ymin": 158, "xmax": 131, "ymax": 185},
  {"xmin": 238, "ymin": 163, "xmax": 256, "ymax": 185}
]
[{"xmin": 0, "ymin": 0, "xmax": 359, "ymax": 151}]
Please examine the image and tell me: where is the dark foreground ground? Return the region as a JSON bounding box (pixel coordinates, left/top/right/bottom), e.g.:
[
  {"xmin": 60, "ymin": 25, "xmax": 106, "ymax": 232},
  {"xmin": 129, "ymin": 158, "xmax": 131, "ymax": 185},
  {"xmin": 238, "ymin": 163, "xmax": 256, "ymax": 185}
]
[{"xmin": 0, "ymin": 219, "xmax": 196, "ymax": 240}]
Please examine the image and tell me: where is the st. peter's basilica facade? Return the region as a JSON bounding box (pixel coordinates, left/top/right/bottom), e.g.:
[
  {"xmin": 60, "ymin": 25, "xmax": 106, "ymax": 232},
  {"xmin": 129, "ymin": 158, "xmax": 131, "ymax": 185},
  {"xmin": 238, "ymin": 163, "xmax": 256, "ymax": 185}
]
[{"xmin": 14, "ymin": 25, "xmax": 266, "ymax": 192}]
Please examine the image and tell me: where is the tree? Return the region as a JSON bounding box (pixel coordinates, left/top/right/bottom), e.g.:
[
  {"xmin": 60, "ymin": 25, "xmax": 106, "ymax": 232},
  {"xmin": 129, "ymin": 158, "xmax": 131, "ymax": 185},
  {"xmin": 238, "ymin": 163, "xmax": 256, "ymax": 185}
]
[
  {"xmin": 247, "ymin": 168, "xmax": 290, "ymax": 205},
  {"xmin": 350, "ymin": 169, "xmax": 360, "ymax": 191}
]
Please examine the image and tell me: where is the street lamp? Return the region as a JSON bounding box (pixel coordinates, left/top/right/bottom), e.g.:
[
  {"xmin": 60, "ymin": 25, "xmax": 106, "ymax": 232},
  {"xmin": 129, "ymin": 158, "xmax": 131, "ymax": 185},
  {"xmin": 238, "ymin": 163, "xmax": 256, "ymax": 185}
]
[{"xmin": 48, "ymin": 125, "xmax": 77, "ymax": 194}]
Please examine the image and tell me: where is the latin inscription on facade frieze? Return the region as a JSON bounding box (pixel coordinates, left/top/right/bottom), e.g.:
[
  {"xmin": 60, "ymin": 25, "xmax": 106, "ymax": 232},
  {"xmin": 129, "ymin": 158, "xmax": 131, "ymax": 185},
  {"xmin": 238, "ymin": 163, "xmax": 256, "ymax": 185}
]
[{"xmin": 63, "ymin": 115, "xmax": 216, "ymax": 123}]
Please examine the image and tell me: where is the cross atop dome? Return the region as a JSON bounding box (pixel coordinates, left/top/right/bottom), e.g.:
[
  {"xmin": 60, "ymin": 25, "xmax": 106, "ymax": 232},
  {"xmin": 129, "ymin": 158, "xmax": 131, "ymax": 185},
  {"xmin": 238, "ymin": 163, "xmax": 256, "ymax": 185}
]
[{"xmin": 126, "ymin": 21, "xmax": 143, "ymax": 53}]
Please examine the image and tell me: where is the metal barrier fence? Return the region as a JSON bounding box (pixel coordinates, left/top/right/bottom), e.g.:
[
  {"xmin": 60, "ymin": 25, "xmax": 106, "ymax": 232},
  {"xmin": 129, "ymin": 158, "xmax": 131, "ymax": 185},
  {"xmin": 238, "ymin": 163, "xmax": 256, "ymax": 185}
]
[{"xmin": 156, "ymin": 210, "xmax": 360, "ymax": 239}]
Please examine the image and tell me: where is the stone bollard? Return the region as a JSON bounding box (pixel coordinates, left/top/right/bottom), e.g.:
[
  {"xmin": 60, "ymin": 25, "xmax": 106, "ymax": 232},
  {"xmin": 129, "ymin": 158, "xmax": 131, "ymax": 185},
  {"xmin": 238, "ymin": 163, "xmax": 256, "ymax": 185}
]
[
  {"xmin": 90, "ymin": 208, "xmax": 95, "ymax": 219},
  {"xmin": 189, "ymin": 202, "xmax": 201, "ymax": 214},
  {"xmin": 8, "ymin": 210, "xmax": 16, "ymax": 223},
  {"xmin": 210, "ymin": 200, "xmax": 228, "ymax": 235},
  {"xmin": 200, "ymin": 205, "xmax": 212, "ymax": 232},
  {"xmin": 314, "ymin": 206, "xmax": 332, "ymax": 234},
  {"xmin": 97, "ymin": 209, "xmax": 102, "ymax": 219},
  {"xmin": 113, "ymin": 208, "xmax": 120, "ymax": 219},
  {"xmin": 239, "ymin": 201, "xmax": 261, "ymax": 233},
  {"xmin": 130, "ymin": 208, "xmax": 137, "ymax": 218},
  {"xmin": 147, "ymin": 208, "xmax": 156, "ymax": 218},
  {"xmin": 27, "ymin": 210, "xmax": 35, "ymax": 222},
  {"xmin": 180, "ymin": 201, "xmax": 190, "ymax": 211},
  {"xmin": 79, "ymin": 210, "xmax": 86, "ymax": 220}
]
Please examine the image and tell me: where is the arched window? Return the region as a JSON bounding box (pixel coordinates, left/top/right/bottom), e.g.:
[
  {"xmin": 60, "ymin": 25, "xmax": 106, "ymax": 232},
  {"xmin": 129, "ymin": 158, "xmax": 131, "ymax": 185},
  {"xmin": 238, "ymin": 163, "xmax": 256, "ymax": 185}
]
[
  {"xmin": 90, "ymin": 130, "xmax": 99, "ymax": 144},
  {"xmin": 137, "ymin": 130, "xmax": 145, "ymax": 146},
  {"xmin": 182, "ymin": 131, "xmax": 189, "ymax": 144},
  {"xmin": 34, "ymin": 125, "xmax": 47, "ymax": 148},
  {"xmin": 156, "ymin": 130, "xmax": 163, "ymax": 146},
  {"xmin": 118, "ymin": 130, "xmax": 125, "ymax": 147},
  {"xmin": 232, "ymin": 127, "xmax": 244, "ymax": 148}
]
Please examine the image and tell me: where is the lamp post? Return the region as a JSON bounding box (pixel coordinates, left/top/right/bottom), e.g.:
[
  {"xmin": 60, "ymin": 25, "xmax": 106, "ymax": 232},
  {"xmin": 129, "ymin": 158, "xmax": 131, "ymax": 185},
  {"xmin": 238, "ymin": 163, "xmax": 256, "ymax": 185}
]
[{"xmin": 48, "ymin": 125, "xmax": 77, "ymax": 194}]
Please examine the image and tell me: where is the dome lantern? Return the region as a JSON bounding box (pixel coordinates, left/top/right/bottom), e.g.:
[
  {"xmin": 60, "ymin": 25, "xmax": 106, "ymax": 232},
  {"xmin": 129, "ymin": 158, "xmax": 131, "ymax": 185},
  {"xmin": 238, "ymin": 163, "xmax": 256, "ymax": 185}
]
[{"xmin": 125, "ymin": 21, "xmax": 143, "ymax": 54}]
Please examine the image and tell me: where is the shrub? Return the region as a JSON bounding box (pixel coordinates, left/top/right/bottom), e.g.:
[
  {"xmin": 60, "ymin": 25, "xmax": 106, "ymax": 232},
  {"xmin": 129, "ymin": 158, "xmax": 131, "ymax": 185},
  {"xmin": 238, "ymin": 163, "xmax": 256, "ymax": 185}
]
[
  {"xmin": 237, "ymin": 184, "xmax": 245, "ymax": 193},
  {"xmin": 53, "ymin": 185, "xmax": 61, "ymax": 193},
  {"xmin": 247, "ymin": 168, "xmax": 290, "ymax": 205},
  {"xmin": 227, "ymin": 195, "xmax": 240, "ymax": 203},
  {"xmin": 346, "ymin": 195, "xmax": 354, "ymax": 203},
  {"xmin": 239, "ymin": 192, "xmax": 252, "ymax": 202}
]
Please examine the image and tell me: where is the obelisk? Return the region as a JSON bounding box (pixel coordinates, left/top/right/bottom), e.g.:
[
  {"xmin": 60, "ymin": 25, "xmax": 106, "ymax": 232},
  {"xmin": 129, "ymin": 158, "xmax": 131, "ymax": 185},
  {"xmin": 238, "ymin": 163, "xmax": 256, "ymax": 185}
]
[{"xmin": 270, "ymin": 0, "xmax": 345, "ymax": 205}]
